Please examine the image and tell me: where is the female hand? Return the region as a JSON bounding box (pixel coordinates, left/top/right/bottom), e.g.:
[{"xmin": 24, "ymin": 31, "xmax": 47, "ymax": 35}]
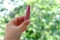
[
  {"xmin": 4, "ymin": 5, "xmax": 30, "ymax": 40},
  {"xmin": 4, "ymin": 16, "xmax": 30, "ymax": 40}
]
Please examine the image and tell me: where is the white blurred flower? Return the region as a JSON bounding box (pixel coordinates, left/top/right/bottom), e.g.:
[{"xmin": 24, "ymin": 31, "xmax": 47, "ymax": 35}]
[
  {"xmin": 55, "ymin": 15, "xmax": 60, "ymax": 21},
  {"xmin": 49, "ymin": 22, "xmax": 54, "ymax": 25},
  {"xmin": 42, "ymin": 10, "xmax": 46, "ymax": 13},
  {"xmin": 42, "ymin": 18, "xmax": 46, "ymax": 22}
]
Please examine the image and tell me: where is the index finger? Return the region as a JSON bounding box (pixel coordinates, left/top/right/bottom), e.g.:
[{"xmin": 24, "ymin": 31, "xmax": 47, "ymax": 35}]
[{"xmin": 25, "ymin": 5, "xmax": 30, "ymax": 20}]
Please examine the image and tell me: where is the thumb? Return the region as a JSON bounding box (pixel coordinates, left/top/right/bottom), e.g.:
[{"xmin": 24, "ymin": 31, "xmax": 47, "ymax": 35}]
[{"xmin": 18, "ymin": 19, "xmax": 30, "ymax": 32}]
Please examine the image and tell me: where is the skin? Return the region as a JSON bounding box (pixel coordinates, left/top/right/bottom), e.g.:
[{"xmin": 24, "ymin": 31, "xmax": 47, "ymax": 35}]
[
  {"xmin": 4, "ymin": 5, "xmax": 30, "ymax": 40},
  {"xmin": 25, "ymin": 5, "xmax": 30, "ymax": 20},
  {"xmin": 4, "ymin": 16, "xmax": 30, "ymax": 40}
]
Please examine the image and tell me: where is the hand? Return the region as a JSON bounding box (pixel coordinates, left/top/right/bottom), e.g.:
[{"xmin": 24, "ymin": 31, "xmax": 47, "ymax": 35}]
[{"xmin": 4, "ymin": 16, "xmax": 30, "ymax": 40}]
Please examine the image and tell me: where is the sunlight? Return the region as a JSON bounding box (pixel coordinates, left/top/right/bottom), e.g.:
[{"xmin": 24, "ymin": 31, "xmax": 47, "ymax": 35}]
[
  {"xmin": 55, "ymin": 0, "xmax": 60, "ymax": 4},
  {"xmin": 0, "ymin": 0, "xmax": 24, "ymax": 17}
]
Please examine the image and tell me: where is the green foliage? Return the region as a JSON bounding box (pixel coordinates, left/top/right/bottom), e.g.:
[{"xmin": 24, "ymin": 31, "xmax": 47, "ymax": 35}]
[{"xmin": 0, "ymin": 0, "xmax": 60, "ymax": 40}]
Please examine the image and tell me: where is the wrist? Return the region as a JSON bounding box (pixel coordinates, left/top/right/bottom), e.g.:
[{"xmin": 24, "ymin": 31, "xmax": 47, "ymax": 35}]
[{"xmin": 4, "ymin": 34, "xmax": 21, "ymax": 40}]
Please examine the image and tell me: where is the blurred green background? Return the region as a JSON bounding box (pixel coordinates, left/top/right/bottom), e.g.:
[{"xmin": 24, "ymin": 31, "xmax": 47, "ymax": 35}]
[{"xmin": 0, "ymin": 0, "xmax": 60, "ymax": 40}]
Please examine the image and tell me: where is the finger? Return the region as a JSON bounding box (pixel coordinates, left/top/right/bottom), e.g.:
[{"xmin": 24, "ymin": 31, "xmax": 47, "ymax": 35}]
[
  {"xmin": 21, "ymin": 27, "xmax": 27, "ymax": 32},
  {"xmin": 8, "ymin": 16, "xmax": 25, "ymax": 26},
  {"xmin": 25, "ymin": 5, "xmax": 30, "ymax": 20},
  {"xmin": 18, "ymin": 19, "xmax": 30, "ymax": 32}
]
